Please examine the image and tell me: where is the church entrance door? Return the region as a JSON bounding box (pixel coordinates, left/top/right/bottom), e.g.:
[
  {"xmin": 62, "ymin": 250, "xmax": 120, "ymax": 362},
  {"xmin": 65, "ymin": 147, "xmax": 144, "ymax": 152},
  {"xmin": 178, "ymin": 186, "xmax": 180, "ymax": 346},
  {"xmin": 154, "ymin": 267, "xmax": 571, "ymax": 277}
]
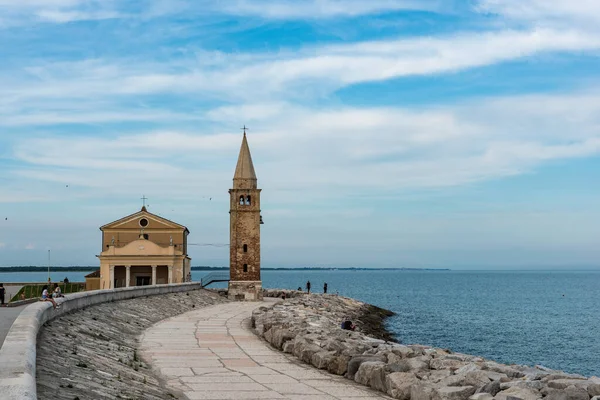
[{"xmin": 136, "ymin": 276, "xmax": 151, "ymax": 286}]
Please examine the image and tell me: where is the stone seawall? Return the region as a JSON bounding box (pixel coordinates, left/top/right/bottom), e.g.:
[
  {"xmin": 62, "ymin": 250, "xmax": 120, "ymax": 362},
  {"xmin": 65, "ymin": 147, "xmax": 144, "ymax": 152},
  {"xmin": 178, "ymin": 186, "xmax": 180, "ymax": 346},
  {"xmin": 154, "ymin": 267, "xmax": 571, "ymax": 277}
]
[
  {"xmin": 252, "ymin": 292, "xmax": 600, "ymax": 400},
  {"xmin": 0, "ymin": 282, "xmax": 213, "ymax": 400},
  {"xmin": 37, "ymin": 289, "xmax": 226, "ymax": 400}
]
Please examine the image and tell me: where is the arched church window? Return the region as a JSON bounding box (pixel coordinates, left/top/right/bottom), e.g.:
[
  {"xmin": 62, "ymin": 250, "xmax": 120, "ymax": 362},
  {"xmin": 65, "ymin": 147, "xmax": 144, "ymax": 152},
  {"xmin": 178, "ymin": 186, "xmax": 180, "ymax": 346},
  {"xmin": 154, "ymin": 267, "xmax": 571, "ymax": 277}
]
[
  {"xmin": 243, "ymin": 264, "xmax": 248, "ymax": 272},
  {"xmin": 246, "ymin": 195, "xmax": 251, "ymax": 205},
  {"xmin": 239, "ymin": 195, "xmax": 245, "ymax": 205},
  {"xmin": 243, "ymin": 244, "xmax": 248, "ymax": 253}
]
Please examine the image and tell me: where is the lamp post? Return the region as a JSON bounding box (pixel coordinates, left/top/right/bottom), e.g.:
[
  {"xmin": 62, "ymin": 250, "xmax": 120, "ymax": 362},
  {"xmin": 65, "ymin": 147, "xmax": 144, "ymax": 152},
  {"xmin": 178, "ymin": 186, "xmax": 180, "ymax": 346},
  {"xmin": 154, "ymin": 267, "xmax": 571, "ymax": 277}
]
[{"xmin": 47, "ymin": 249, "xmax": 51, "ymax": 283}]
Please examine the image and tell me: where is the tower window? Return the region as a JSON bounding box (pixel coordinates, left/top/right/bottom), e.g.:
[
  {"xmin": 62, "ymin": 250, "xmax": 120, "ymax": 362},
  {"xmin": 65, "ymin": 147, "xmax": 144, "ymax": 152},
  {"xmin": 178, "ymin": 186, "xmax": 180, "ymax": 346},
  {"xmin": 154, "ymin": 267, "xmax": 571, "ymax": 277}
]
[
  {"xmin": 239, "ymin": 195, "xmax": 245, "ymax": 205},
  {"xmin": 243, "ymin": 244, "xmax": 248, "ymax": 253},
  {"xmin": 243, "ymin": 264, "xmax": 248, "ymax": 272},
  {"xmin": 246, "ymin": 195, "xmax": 251, "ymax": 205},
  {"xmin": 143, "ymin": 234, "xmax": 149, "ymax": 240}
]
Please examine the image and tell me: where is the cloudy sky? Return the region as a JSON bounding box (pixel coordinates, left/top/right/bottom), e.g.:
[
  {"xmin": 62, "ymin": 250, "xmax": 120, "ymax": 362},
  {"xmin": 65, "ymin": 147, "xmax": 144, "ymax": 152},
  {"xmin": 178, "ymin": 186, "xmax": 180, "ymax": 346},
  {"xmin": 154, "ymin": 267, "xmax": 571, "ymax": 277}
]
[{"xmin": 1, "ymin": 0, "xmax": 599, "ymax": 269}]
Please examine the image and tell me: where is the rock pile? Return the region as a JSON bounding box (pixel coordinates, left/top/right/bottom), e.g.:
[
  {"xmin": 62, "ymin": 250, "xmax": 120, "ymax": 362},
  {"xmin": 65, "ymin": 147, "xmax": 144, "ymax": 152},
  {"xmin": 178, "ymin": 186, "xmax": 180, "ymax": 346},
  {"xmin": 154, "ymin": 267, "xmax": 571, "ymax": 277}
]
[{"xmin": 252, "ymin": 292, "xmax": 600, "ymax": 400}]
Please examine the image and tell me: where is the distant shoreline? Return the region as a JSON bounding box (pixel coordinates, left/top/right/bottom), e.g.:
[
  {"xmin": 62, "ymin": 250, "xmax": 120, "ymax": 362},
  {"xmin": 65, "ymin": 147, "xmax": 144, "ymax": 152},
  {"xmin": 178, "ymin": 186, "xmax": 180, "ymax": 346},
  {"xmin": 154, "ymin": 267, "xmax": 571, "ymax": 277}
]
[{"xmin": 0, "ymin": 266, "xmax": 451, "ymax": 272}]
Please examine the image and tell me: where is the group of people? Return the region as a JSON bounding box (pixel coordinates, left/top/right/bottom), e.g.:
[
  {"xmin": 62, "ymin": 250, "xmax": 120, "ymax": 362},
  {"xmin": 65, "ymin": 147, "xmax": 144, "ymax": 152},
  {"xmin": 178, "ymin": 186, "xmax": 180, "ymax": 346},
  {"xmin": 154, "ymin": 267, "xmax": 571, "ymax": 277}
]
[
  {"xmin": 301, "ymin": 281, "xmax": 328, "ymax": 294},
  {"xmin": 41, "ymin": 282, "xmax": 64, "ymax": 309}
]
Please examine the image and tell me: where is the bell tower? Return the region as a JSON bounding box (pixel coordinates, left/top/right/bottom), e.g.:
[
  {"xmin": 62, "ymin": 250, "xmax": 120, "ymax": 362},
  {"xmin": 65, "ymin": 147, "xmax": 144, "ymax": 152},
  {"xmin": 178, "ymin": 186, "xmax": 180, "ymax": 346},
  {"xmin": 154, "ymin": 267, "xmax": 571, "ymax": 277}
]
[{"xmin": 228, "ymin": 131, "xmax": 263, "ymax": 301}]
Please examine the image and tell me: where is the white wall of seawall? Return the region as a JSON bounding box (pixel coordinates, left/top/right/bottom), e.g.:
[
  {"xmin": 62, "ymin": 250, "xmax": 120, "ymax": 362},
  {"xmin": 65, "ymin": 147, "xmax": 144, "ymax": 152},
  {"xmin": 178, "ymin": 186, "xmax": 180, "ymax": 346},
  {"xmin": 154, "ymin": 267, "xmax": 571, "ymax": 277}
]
[{"xmin": 0, "ymin": 282, "xmax": 205, "ymax": 400}]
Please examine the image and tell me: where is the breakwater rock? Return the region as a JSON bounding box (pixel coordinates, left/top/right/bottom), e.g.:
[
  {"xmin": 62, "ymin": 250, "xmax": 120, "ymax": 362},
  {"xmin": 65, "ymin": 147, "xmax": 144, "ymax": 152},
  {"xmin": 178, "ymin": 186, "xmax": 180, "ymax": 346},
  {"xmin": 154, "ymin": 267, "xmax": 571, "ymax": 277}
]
[
  {"xmin": 252, "ymin": 292, "xmax": 600, "ymax": 400},
  {"xmin": 36, "ymin": 289, "xmax": 227, "ymax": 400}
]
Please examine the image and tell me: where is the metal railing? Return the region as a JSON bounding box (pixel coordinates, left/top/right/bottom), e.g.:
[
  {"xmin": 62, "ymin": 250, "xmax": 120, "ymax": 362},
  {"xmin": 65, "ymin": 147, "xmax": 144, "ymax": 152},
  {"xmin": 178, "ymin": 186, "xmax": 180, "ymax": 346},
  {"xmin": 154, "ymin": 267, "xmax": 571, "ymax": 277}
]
[{"xmin": 200, "ymin": 272, "xmax": 230, "ymax": 288}]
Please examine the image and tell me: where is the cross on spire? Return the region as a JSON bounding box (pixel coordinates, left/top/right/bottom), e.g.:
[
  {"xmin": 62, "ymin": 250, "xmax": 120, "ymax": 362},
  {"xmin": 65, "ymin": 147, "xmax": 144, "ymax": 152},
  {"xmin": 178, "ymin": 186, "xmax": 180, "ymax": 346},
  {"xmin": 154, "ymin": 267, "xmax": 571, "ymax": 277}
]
[
  {"xmin": 241, "ymin": 125, "xmax": 249, "ymax": 135},
  {"xmin": 141, "ymin": 195, "xmax": 148, "ymax": 207}
]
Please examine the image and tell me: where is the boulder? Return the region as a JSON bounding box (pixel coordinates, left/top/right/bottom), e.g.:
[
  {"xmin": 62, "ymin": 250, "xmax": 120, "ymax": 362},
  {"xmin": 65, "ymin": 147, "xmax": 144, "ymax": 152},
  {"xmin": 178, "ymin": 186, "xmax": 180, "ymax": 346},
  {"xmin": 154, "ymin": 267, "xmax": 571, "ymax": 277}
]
[
  {"xmin": 386, "ymin": 372, "xmax": 420, "ymax": 400},
  {"xmin": 495, "ymin": 386, "xmax": 541, "ymax": 400},
  {"xmin": 482, "ymin": 362, "xmax": 525, "ymax": 379},
  {"xmin": 456, "ymin": 364, "xmax": 481, "ymax": 375},
  {"xmin": 549, "ymin": 380, "xmax": 593, "ymax": 391},
  {"xmin": 392, "ymin": 346, "xmax": 416, "ymax": 359},
  {"xmin": 589, "ymin": 382, "xmax": 600, "ymax": 397},
  {"xmin": 469, "ymin": 394, "xmax": 493, "ymax": 400},
  {"xmin": 355, "ymin": 361, "xmax": 388, "ymax": 392},
  {"xmin": 432, "ymin": 386, "xmax": 477, "ymax": 400},
  {"xmin": 544, "ymin": 375, "xmax": 588, "ymax": 383},
  {"xmin": 412, "ymin": 382, "xmax": 437, "ymax": 400},
  {"xmin": 500, "ymin": 381, "xmax": 546, "ymax": 391},
  {"xmin": 328, "ymin": 354, "xmax": 351, "ymax": 375},
  {"xmin": 431, "ymin": 358, "xmax": 467, "ymax": 371},
  {"xmin": 298, "ymin": 343, "xmax": 322, "ymax": 364},
  {"xmin": 481, "ymin": 370, "xmax": 509, "ymax": 382},
  {"xmin": 272, "ymin": 328, "xmax": 295, "ymax": 349},
  {"xmin": 475, "ymin": 381, "xmax": 501, "ymax": 396},
  {"xmin": 564, "ymin": 386, "xmax": 591, "ymax": 400},
  {"xmin": 464, "ymin": 371, "xmax": 492, "ymax": 387},
  {"xmin": 544, "ymin": 387, "xmax": 590, "ymax": 400},
  {"xmin": 311, "ymin": 351, "xmax": 335, "ymax": 369},
  {"xmin": 347, "ymin": 355, "xmax": 387, "ymax": 380},
  {"xmin": 282, "ymin": 341, "xmax": 294, "ymax": 353},
  {"xmin": 424, "ymin": 370, "xmax": 453, "ymax": 383}
]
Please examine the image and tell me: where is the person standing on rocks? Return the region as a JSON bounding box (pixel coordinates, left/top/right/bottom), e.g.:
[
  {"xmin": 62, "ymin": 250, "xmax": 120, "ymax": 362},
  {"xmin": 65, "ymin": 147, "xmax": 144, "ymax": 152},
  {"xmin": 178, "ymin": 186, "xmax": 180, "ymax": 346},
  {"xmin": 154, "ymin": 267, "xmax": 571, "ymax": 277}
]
[
  {"xmin": 0, "ymin": 283, "xmax": 5, "ymax": 305},
  {"xmin": 306, "ymin": 280, "xmax": 311, "ymax": 294},
  {"xmin": 323, "ymin": 282, "xmax": 328, "ymax": 294}
]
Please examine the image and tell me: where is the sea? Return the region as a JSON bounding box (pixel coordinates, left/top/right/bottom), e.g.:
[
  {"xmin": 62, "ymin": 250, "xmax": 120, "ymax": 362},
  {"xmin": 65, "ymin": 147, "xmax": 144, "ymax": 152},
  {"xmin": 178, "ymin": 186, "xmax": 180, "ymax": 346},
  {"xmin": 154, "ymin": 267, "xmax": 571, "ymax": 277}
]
[{"xmin": 1, "ymin": 269, "xmax": 599, "ymax": 377}]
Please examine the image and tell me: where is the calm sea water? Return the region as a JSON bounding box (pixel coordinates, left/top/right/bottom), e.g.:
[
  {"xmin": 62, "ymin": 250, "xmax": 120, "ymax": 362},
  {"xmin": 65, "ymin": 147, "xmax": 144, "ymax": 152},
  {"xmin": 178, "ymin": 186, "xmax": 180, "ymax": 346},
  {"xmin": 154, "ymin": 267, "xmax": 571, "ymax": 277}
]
[{"xmin": 1, "ymin": 269, "xmax": 598, "ymax": 376}]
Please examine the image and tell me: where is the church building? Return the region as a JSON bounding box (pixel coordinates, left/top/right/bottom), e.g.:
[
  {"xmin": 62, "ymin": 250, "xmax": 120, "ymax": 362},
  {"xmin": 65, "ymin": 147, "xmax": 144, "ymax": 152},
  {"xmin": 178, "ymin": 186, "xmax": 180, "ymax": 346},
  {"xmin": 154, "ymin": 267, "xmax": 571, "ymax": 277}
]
[
  {"xmin": 228, "ymin": 132, "xmax": 263, "ymax": 301},
  {"xmin": 96, "ymin": 207, "xmax": 191, "ymax": 289}
]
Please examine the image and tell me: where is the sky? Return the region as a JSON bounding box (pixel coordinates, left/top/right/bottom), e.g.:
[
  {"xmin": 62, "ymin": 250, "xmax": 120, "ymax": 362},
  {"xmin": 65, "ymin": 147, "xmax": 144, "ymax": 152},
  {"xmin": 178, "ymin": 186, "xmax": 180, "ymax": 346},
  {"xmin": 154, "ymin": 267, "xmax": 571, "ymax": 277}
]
[{"xmin": 0, "ymin": 0, "xmax": 599, "ymax": 270}]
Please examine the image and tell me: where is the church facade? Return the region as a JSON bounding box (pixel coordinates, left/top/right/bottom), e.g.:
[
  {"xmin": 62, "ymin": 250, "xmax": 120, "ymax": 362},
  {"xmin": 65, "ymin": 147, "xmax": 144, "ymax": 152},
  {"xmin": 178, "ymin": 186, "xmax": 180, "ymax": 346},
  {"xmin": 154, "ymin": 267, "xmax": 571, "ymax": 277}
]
[
  {"xmin": 97, "ymin": 207, "xmax": 191, "ymax": 289},
  {"xmin": 228, "ymin": 132, "xmax": 263, "ymax": 300}
]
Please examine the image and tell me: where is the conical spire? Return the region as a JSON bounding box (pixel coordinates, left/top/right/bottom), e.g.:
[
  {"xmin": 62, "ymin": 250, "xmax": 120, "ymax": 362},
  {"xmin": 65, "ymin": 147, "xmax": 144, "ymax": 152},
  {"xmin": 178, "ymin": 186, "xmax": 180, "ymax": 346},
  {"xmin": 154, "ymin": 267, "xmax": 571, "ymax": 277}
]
[{"xmin": 233, "ymin": 133, "xmax": 257, "ymax": 189}]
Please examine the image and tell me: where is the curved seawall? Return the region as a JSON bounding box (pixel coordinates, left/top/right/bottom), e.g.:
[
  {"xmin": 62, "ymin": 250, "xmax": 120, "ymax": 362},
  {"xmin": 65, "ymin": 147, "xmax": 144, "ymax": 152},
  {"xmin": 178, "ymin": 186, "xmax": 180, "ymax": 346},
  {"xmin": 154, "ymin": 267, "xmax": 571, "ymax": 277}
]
[{"xmin": 0, "ymin": 282, "xmax": 210, "ymax": 400}]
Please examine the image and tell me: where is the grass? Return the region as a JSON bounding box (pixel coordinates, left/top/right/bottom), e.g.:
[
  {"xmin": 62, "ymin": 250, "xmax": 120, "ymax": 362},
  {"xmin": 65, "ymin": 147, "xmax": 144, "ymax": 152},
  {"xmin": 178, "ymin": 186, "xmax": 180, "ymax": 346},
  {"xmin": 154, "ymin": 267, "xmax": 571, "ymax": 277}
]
[{"xmin": 10, "ymin": 283, "xmax": 85, "ymax": 302}]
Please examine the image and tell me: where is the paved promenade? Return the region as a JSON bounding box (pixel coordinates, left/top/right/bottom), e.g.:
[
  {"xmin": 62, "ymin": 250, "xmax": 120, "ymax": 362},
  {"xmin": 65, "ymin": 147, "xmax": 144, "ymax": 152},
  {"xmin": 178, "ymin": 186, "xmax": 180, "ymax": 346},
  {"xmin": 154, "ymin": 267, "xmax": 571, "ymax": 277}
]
[
  {"xmin": 140, "ymin": 300, "xmax": 392, "ymax": 400},
  {"xmin": 0, "ymin": 303, "xmax": 27, "ymax": 349}
]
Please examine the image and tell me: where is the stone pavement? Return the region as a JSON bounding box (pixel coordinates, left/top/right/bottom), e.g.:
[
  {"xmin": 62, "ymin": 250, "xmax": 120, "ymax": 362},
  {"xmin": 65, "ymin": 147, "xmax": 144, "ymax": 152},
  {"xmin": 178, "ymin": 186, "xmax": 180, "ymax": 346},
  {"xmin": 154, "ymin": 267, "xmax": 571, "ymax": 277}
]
[{"xmin": 140, "ymin": 300, "xmax": 393, "ymax": 400}]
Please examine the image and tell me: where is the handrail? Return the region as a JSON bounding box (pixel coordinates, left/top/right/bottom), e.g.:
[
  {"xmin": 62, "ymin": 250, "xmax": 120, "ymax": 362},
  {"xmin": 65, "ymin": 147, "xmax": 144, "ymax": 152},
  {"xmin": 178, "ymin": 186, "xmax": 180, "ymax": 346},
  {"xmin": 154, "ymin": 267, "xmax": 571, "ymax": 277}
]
[{"xmin": 201, "ymin": 272, "xmax": 230, "ymax": 288}]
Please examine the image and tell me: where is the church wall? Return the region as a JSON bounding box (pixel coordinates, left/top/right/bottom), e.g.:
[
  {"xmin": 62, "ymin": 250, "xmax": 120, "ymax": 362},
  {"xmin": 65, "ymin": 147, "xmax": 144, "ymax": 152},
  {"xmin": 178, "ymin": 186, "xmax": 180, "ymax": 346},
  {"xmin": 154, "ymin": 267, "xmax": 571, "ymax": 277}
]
[{"xmin": 102, "ymin": 231, "xmax": 185, "ymax": 251}]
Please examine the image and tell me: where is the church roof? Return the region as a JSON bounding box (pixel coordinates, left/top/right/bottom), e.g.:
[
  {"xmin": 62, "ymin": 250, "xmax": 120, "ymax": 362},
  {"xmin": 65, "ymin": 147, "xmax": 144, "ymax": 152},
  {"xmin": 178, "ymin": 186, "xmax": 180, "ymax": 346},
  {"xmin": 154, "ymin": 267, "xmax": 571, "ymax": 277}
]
[
  {"xmin": 85, "ymin": 269, "xmax": 100, "ymax": 278},
  {"xmin": 100, "ymin": 207, "xmax": 189, "ymax": 233},
  {"xmin": 233, "ymin": 133, "xmax": 257, "ymax": 185}
]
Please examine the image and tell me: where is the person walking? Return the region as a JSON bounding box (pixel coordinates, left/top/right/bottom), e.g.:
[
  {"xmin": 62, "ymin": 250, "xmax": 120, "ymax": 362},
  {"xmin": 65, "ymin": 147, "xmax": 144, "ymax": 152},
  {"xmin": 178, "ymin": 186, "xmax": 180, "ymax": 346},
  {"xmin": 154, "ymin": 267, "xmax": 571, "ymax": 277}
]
[
  {"xmin": 306, "ymin": 280, "xmax": 311, "ymax": 294},
  {"xmin": 0, "ymin": 283, "xmax": 5, "ymax": 305},
  {"xmin": 323, "ymin": 282, "xmax": 328, "ymax": 294}
]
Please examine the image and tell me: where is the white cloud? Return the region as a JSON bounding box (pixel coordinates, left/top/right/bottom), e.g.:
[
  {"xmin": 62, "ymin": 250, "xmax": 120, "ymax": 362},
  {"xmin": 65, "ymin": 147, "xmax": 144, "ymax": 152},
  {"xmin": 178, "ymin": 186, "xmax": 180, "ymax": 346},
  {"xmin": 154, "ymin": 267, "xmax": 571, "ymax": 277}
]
[
  {"xmin": 206, "ymin": 0, "xmax": 440, "ymax": 19},
  {"xmin": 7, "ymin": 90, "xmax": 600, "ymax": 204},
  {"xmin": 1, "ymin": 27, "xmax": 599, "ymax": 109},
  {"xmin": 24, "ymin": 243, "xmax": 35, "ymax": 250},
  {"xmin": 476, "ymin": 0, "xmax": 600, "ymax": 28}
]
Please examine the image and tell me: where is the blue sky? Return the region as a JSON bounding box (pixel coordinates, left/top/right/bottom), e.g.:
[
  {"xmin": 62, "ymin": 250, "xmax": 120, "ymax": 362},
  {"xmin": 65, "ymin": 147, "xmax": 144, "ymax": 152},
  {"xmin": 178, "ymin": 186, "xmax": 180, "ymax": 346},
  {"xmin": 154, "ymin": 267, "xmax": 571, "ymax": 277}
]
[{"xmin": 1, "ymin": 0, "xmax": 599, "ymax": 269}]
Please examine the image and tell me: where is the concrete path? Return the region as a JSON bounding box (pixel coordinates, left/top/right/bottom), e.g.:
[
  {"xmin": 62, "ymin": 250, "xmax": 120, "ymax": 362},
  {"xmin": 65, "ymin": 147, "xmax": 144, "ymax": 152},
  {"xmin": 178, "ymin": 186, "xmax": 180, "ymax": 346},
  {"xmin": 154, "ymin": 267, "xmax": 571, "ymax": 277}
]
[
  {"xmin": 0, "ymin": 304, "xmax": 28, "ymax": 349},
  {"xmin": 140, "ymin": 301, "xmax": 392, "ymax": 400}
]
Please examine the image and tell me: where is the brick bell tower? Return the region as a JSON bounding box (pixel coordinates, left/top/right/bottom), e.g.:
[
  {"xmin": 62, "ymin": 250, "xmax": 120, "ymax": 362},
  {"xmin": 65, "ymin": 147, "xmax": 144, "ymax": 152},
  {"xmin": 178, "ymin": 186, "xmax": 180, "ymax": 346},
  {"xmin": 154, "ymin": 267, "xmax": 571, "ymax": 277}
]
[{"xmin": 228, "ymin": 131, "xmax": 263, "ymax": 301}]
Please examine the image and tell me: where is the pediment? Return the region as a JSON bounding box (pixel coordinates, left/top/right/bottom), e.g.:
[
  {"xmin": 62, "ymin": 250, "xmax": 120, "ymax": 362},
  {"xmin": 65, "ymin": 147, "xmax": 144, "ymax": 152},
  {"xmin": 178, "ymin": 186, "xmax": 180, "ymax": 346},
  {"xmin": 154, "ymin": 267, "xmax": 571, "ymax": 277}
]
[
  {"xmin": 102, "ymin": 239, "xmax": 178, "ymax": 256},
  {"xmin": 101, "ymin": 208, "xmax": 188, "ymax": 232}
]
